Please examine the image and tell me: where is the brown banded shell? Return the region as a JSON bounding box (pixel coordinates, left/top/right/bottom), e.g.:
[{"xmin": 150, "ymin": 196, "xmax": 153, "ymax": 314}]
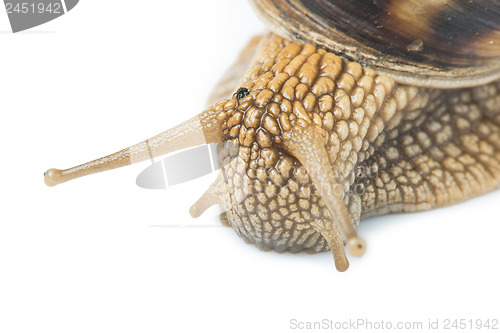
[{"xmin": 249, "ymin": 0, "xmax": 500, "ymax": 88}]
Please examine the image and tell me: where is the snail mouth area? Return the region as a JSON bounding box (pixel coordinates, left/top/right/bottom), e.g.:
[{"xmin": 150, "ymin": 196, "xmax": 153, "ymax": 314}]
[
  {"xmin": 213, "ymin": 146, "xmax": 344, "ymax": 254},
  {"xmin": 224, "ymin": 207, "xmax": 331, "ymax": 254}
]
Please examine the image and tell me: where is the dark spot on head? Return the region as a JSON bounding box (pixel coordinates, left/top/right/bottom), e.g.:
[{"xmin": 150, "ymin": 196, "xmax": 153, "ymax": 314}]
[
  {"xmin": 234, "ymin": 87, "xmax": 249, "ymax": 100},
  {"xmin": 292, "ymin": 32, "xmax": 301, "ymax": 40}
]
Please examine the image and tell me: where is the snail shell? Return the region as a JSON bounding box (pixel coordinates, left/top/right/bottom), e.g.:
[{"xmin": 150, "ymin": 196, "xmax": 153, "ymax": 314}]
[{"xmin": 249, "ymin": 0, "xmax": 500, "ymax": 88}]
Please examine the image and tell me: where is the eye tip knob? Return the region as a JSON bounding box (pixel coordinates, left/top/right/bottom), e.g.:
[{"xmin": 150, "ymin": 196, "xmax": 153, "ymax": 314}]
[{"xmin": 44, "ymin": 168, "xmax": 63, "ymax": 187}]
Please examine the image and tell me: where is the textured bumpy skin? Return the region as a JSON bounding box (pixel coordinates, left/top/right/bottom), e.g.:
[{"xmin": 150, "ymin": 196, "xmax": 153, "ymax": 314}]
[
  {"xmin": 202, "ymin": 34, "xmax": 500, "ymax": 254},
  {"xmin": 45, "ymin": 33, "xmax": 500, "ymax": 270}
]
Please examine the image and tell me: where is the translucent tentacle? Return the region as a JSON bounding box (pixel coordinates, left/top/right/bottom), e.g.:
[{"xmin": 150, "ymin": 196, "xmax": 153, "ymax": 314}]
[
  {"xmin": 189, "ymin": 172, "xmax": 224, "ymax": 218},
  {"xmin": 310, "ymin": 220, "xmax": 349, "ymax": 272},
  {"xmin": 44, "ymin": 110, "xmax": 225, "ymax": 187},
  {"xmin": 283, "ymin": 124, "xmax": 367, "ymax": 259}
]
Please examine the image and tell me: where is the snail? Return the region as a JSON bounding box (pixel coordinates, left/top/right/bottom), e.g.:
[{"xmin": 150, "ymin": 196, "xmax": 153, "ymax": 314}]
[{"xmin": 44, "ymin": 0, "xmax": 500, "ymax": 272}]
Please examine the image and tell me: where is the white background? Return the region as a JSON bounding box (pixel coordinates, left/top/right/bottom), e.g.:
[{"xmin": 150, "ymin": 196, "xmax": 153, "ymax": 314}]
[{"xmin": 0, "ymin": 1, "xmax": 499, "ymax": 332}]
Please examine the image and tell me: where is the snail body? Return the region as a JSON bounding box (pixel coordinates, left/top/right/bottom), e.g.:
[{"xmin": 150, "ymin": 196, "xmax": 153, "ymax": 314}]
[{"xmin": 44, "ymin": 0, "xmax": 500, "ymax": 271}]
